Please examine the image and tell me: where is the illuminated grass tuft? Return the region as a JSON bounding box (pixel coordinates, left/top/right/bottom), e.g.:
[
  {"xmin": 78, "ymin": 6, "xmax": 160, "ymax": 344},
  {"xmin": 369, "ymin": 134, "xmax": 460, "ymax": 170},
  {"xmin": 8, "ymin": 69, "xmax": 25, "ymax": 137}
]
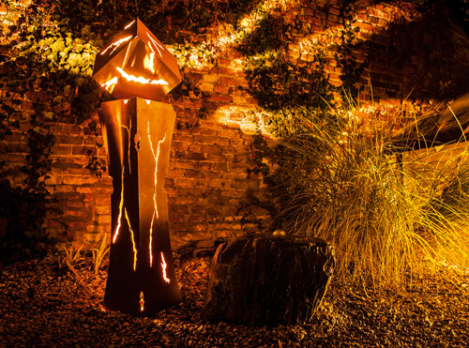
[{"xmin": 271, "ymin": 103, "xmax": 469, "ymax": 289}]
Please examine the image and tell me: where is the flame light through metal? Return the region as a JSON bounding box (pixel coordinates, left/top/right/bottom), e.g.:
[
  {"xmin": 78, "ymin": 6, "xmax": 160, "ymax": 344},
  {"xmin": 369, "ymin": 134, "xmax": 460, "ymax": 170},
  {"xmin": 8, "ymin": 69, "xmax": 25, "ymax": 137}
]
[
  {"xmin": 93, "ymin": 19, "xmax": 182, "ymax": 316},
  {"xmin": 93, "ymin": 18, "xmax": 181, "ymax": 101}
]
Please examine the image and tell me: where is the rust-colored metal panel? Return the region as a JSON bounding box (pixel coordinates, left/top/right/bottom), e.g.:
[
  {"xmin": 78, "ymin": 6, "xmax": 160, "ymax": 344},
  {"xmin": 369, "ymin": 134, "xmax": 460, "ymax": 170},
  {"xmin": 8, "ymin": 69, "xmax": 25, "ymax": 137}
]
[
  {"xmin": 99, "ymin": 98, "xmax": 181, "ymax": 315},
  {"xmin": 93, "ymin": 18, "xmax": 182, "ymax": 101}
]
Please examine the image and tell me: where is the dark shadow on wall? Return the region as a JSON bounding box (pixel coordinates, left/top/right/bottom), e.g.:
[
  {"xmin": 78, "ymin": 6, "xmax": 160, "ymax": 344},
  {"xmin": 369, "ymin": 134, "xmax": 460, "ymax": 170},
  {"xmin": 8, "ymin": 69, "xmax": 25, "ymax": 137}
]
[{"xmin": 362, "ymin": 4, "xmax": 469, "ymax": 102}]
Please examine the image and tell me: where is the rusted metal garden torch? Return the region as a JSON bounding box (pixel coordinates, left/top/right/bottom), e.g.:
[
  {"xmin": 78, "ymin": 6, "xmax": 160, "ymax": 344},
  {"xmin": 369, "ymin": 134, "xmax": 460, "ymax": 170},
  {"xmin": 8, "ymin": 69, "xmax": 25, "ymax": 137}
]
[{"xmin": 92, "ymin": 18, "xmax": 182, "ymax": 315}]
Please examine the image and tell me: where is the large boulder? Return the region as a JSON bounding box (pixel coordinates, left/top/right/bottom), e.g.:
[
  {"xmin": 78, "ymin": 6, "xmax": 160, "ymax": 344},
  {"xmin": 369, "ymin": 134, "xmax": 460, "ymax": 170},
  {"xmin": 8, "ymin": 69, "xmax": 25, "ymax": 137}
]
[{"xmin": 202, "ymin": 233, "xmax": 335, "ymax": 326}]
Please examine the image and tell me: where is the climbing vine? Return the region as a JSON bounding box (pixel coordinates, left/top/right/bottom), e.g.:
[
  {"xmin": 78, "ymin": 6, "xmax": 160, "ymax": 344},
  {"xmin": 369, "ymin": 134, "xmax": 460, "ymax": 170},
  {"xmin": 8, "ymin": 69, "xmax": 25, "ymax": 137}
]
[
  {"xmin": 0, "ymin": 0, "xmax": 270, "ymax": 259},
  {"xmin": 0, "ymin": 0, "xmax": 105, "ymax": 259}
]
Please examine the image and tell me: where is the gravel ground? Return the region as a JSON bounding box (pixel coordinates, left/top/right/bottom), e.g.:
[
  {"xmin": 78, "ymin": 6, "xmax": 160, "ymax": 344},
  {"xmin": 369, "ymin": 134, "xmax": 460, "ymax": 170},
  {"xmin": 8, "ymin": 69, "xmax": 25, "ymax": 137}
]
[{"xmin": 0, "ymin": 251, "xmax": 468, "ymax": 348}]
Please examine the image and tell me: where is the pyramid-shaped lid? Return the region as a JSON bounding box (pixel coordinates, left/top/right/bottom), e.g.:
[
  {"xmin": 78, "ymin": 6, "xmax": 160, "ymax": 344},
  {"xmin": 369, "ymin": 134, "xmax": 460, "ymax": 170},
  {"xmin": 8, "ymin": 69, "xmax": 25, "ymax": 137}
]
[{"xmin": 93, "ymin": 18, "xmax": 181, "ymax": 101}]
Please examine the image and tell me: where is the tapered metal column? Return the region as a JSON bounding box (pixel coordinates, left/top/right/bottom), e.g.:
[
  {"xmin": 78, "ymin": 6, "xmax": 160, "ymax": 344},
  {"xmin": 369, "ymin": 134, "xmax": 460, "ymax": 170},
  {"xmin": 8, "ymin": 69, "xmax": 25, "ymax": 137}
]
[{"xmin": 99, "ymin": 98, "xmax": 181, "ymax": 315}]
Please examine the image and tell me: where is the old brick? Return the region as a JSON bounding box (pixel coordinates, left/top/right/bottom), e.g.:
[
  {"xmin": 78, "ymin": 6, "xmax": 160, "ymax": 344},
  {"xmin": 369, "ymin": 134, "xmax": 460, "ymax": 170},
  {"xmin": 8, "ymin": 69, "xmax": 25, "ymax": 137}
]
[
  {"xmin": 186, "ymin": 152, "xmax": 206, "ymax": 161},
  {"xmin": 171, "ymin": 205, "xmax": 189, "ymax": 214},
  {"xmin": 185, "ymin": 169, "xmax": 204, "ymax": 178},
  {"xmin": 197, "ymin": 127, "xmax": 217, "ymax": 136},
  {"xmin": 222, "ymin": 172, "xmax": 248, "ymax": 179},
  {"xmin": 196, "ymin": 135, "xmax": 217, "ymax": 145},
  {"xmin": 378, "ymin": 18, "xmax": 388, "ymax": 27},
  {"xmin": 215, "ymin": 66, "xmax": 235, "ymax": 76},
  {"xmin": 214, "ymin": 84, "xmax": 230, "ymax": 94},
  {"xmin": 54, "ymin": 156, "xmax": 88, "ymax": 166},
  {"xmin": 94, "ymin": 215, "xmax": 111, "ymax": 224},
  {"xmin": 218, "ymin": 58, "xmax": 231, "ymax": 67},
  {"xmin": 68, "ymin": 221, "xmax": 88, "ymax": 230},
  {"xmin": 215, "ymin": 137, "xmax": 230, "ymax": 146},
  {"xmin": 68, "ymin": 168, "xmax": 92, "ymax": 175},
  {"xmin": 203, "ymin": 74, "xmax": 219, "ymax": 83},
  {"xmin": 169, "ymin": 196, "xmax": 197, "ymax": 205},
  {"xmin": 95, "ymin": 205, "xmax": 111, "ymax": 215},
  {"xmin": 210, "ymin": 94, "xmax": 233, "ymax": 103},
  {"xmin": 173, "ymin": 133, "xmax": 195, "ymax": 143},
  {"xmin": 199, "ymin": 82, "xmax": 214, "ymax": 92},
  {"xmin": 220, "ymin": 76, "xmax": 236, "ymax": 86},
  {"xmin": 205, "ymin": 171, "xmax": 223, "ymax": 179},
  {"xmin": 230, "ymin": 138, "xmax": 245, "ymax": 147},
  {"xmin": 194, "ymin": 162, "xmax": 212, "ymax": 171},
  {"xmin": 86, "ymin": 225, "xmax": 109, "ymax": 234},
  {"xmin": 63, "ymin": 210, "xmax": 90, "ymax": 219},
  {"xmin": 61, "ymin": 175, "xmax": 100, "ymax": 185},
  {"xmin": 52, "ymin": 145, "xmax": 73, "ymax": 155},
  {"xmin": 66, "ymin": 200, "xmax": 84, "ymax": 208},
  {"xmin": 175, "ymin": 178, "xmax": 196, "ymax": 188},
  {"xmin": 211, "ymin": 162, "xmax": 228, "ymax": 171},
  {"xmin": 170, "ymin": 215, "xmax": 185, "ymax": 223},
  {"xmin": 60, "ymin": 124, "xmax": 82, "ymax": 134},
  {"xmin": 169, "ymin": 223, "xmax": 191, "ymax": 233},
  {"xmin": 48, "ymin": 220, "xmax": 62, "ymax": 228},
  {"xmin": 6, "ymin": 142, "xmax": 28, "ymax": 153},
  {"xmin": 188, "ymin": 214, "xmax": 206, "ymax": 223},
  {"xmin": 208, "ymin": 180, "xmax": 226, "ymax": 189},
  {"xmin": 206, "ymin": 154, "xmax": 226, "ymax": 162},
  {"xmin": 55, "ymin": 135, "xmax": 83, "ymax": 145}
]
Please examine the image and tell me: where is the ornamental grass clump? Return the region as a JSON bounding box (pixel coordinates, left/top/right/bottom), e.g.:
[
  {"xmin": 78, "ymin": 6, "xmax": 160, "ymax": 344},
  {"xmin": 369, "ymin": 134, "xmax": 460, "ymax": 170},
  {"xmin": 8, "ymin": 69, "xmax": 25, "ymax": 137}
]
[{"xmin": 271, "ymin": 104, "xmax": 469, "ymax": 289}]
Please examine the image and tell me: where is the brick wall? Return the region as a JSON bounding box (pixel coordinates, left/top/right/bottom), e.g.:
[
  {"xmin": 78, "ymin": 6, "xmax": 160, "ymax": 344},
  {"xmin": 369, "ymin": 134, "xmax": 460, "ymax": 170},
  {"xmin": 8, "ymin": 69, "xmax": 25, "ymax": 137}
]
[{"xmin": 2, "ymin": 0, "xmax": 469, "ymax": 249}]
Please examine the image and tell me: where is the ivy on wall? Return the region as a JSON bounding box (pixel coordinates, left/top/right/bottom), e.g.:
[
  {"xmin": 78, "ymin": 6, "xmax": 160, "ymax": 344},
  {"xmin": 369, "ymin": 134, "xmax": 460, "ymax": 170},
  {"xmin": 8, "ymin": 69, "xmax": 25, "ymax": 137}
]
[
  {"xmin": 235, "ymin": 0, "xmax": 367, "ymax": 137},
  {"xmin": 0, "ymin": 0, "xmax": 370, "ymax": 257},
  {"xmin": 0, "ymin": 0, "xmax": 106, "ymax": 259}
]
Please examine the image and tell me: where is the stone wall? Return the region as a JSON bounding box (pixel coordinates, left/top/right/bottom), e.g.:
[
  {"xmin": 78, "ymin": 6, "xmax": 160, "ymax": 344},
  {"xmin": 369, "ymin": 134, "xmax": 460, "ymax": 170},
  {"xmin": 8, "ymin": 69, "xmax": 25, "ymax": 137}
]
[{"xmin": 2, "ymin": 0, "xmax": 469, "ymax": 249}]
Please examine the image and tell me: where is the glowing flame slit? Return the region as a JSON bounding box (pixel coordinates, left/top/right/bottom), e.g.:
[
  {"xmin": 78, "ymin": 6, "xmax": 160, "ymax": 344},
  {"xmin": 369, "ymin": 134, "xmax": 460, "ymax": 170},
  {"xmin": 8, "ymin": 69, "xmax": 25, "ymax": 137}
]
[
  {"xmin": 139, "ymin": 291, "xmax": 145, "ymax": 312},
  {"xmin": 148, "ymin": 53, "xmax": 155, "ymax": 73},
  {"xmin": 112, "ymin": 166, "xmax": 125, "ymax": 244},
  {"xmin": 101, "ymin": 35, "xmax": 133, "ymax": 56},
  {"xmin": 161, "ymin": 252, "xmax": 170, "ymax": 283},
  {"xmin": 125, "ymin": 208, "xmax": 137, "ymax": 271},
  {"xmin": 121, "ymin": 122, "xmax": 131, "ymax": 174},
  {"xmin": 148, "ymin": 124, "xmax": 167, "ymax": 270},
  {"xmin": 116, "ymin": 67, "xmax": 168, "ymax": 85},
  {"xmin": 149, "ymin": 212, "xmax": 155, "ymax": 267},
  {"xmin": 122, "ymin": 42, "xmax": 133, "ymax": 69},
  {"xmin": 155, "ymin": 133, "xmax": 167, "ymax": 212},
  {"xmin": 147, "ymin": 33, "xmax": 165, "ymax": 57},
  {"xmin": 144, "ymin": 52, "xmax": 156, "ymax": 74},
  {"xmin": 102, "ymin": 77, "xmax": 118, "ymax": 92},
  {"xmin": 125, "ymin": 20, "xmax": 136, "ymax": 29}
]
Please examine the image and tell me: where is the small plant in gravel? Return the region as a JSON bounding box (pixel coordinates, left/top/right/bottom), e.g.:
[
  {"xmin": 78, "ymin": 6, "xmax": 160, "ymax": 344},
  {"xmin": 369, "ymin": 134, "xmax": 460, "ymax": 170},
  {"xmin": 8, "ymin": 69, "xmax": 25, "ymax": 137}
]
[
  {"xmin": 89, "ymin": 230, "xmax": 110, "ymax": 277},
  {"xmin": 58, "ymin": 231, "xmax": 110, "ymax": 280}
]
